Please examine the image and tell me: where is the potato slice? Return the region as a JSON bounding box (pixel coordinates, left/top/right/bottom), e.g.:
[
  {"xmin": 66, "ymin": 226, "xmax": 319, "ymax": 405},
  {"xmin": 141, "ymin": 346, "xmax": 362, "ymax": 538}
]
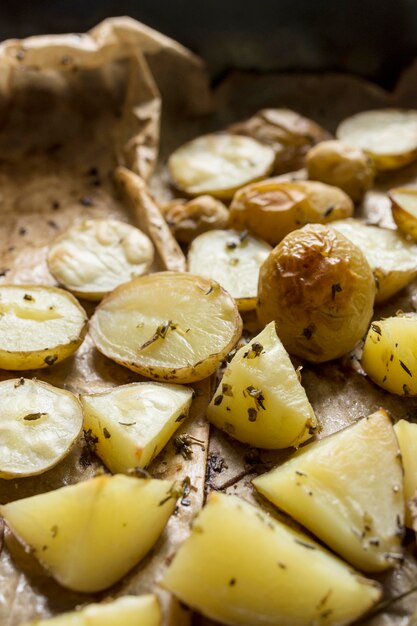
[
  {"xmin": 361, "ymin": 313, "xmax": 417, "ymax": 396},
  {"xmin": 162, "ymin": 196, "xmax": 229, "ymax": 245},
  {"xmin": 0, "ymin": 285, "xmax": 87, "ymax": 370},
  {"xmin": 331, "ymin": 218, "xmax": 417, "ymax": 302},
  {"xmin": 229, "ymin": 179, "xmax": 353, "ymax": 245},
  {"xmin": 22, "ymin": 595, "xmax": 161, "ymax": 626},
  {"xmin": 0, "ymin": 378, "xmax": 82, "ymax": 479},
  {"xmin": 207, "ymin": 322, "xmax": 317, "ymax": 448},
  {"xmin": 81, "ymin": 382, "xmax": 193, "ymax": 471},
  {"xmin": 389, "ymin": 187, "xmax": 417, "ymax": 241},
  {"xmin": 168, "ymin": 133, "xmax": 275, "ymax": 199},
  {"xmin": 394, "ymin": 419, "xmax": 417, "ymax": 528},
  {"xmin": 336, "ymin": 109, "xmax": 417, "ymax": 171},
  {"xmin": 161, "ymin": 492, "xmax": 381, "ymax": 626},
  {"xmin": 1, "ymin": 474, "xmax": 177, "ymax": 592},
  {"xmin": 47, "ymin": 218, "xmax": 154, "ymax": 301},
  {"xmin": 90, "ymin": 272, "xmax": 242, "ymax": 383},
  {"xmin": 188, "ymin": 230, "xmax": 272, "ymax": 311},
  {"xmin": 254, "ymin": 409, "xmax": 404, "ymax": 572}
]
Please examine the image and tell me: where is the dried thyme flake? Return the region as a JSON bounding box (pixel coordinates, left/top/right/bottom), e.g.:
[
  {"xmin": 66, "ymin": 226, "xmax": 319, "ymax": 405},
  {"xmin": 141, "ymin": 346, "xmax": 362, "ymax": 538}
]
[
  {"xmin": 243, "ymin": 342, "xmax": 264, "ymax": 359},
  {"xmin": 138, "ymin": 320, "xmax": 177, "ymax": 350},
  {"xmin": 228, "ymin": 578, "xmax": 237, "ymax": 586},
  {"xmin": 371, "ymin": 323, "xmax": 382, "ymax": 336},
  {"xmin": 44, "ymin": 355, "xmax": 58, "ymax": 366},
  {"xmin": 14, "ymin": 378, "xmax": 25, "ymax": 388},
  {"xmin": 23, "ymin": 412, "xmax": 47, "ymax": 421},
  {"xmin": 173, "ymin": 434, "xmax": 205, "ymax": 459},
  {"xmin": 23, "ymin": 293, "xmax": 34, "ymax": 301},
  {"xmin": 213, "ymin": 394, "xmax": 223, "ymax": 406},
  {"xmin": 331, "ymin": 283, "xmax": 342, "ymax": 300},
  {"xmin": 294, "ymin": 538, "xmax": 316, "ymax": 550},
  {"xmin": 222, "ymin": 383, "xmax": 234, "ymax": 397},
  {"xmin": 118, "ymin": 421, "xmax": 136, "ymax": 426},
  {"xmin": 103, "ymin": 427, "xmax": 111, "ymax": 439},
  {"xmin": 324, "ymin": 205, "xmax": 335, "ymax": 217},
  {"xmin": 244, "ymin": 386, "xmax": 266, "ymax": 410},
  {"xmin": 248, "ymin": 408, "xmax": 257, "ymax": 422},
  {"xmin": 400, "ymin": 360, "xmax": 413, "ymax": 377}
]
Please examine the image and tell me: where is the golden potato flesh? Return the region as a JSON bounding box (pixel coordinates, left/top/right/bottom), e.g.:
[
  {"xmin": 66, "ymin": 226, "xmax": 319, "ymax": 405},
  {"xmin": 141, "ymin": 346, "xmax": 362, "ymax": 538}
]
[
  {"xmin": 229, "ymin": 108, "xmax": 331, "ymax": 174},
  {"xmin": 389, "ymin": 187, "xmax": 417, "ymax": 241},
  {"xmin": 0, "ymin": 285, "xmax": 87, "ymax": 370},
  {"xmin": 361, "ymin": 313, "xmax": 417, "ymax": 396},
  {"xmin": 162, "ymin": 195, "xmax": 229, "ymax": 244},
  {"xmin": 162, "ymin": 492, "xmax": 381, "ymax": 626},
  {"xmin": 168, "ymin": 133, "xmax": 275, "ymax": 199},
  {"xmin": 336, "ymin": 109, "xmax": 417, "ymax": 171},
  {"xmin": 306, "ymin": 140, "xmax": 374, "ymax": 202},
  {"xmin": 90, "ymin": 272, "xmax": 242, "ymax": 383},
  {"xmin": 257, "ymin": 224, "xmax": 376, "ymax": 362},
  {"xmin": 331, "ymin": 218, "xmax": 417, "ymax": 303},
  {"xmin": 394, "ymin": 419, "xmax": 417, "ymax": 528},
  {"xmin": 0, "ymin": 378, "xmax": 83, "ymax": 479},
  {"xmin": 229, "ymin": 179, "xmax": 353, "ymax": 246},
  {"xmin": 48, "ymin": 218, "xmax": 154, "ymax": 301}
]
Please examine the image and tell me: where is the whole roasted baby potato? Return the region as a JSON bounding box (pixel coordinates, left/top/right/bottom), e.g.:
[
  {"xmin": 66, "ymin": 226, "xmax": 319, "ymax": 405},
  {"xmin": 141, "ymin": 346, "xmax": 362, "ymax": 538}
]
[
  {"xmin": 257, "ymin": 224, "xmax": 376, "ymax": 362},
  {"xmin": 306, "ymin": 140, "xmax": 374, "ymax": 202},
  {"xmin": 229, "ymin": 179, "xmax": 353, "ymax": 245},
  {"xmin": 162, "ymin": 195, "xmax": 229, "ymax": 244}
]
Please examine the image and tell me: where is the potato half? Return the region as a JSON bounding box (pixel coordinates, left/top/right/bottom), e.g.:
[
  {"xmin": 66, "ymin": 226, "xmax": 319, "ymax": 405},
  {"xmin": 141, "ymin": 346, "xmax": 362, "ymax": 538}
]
[
  {"xmin": 207, "ymin": 322, "xmax": 317, "ymax": 448},
  {"xmin": 188, "ymin": 230, "xmax": 272, "ymax": 311},
  {"xmin": 257, "ymin": 224, "xmax": 376, "ymax": 362},
  {"xmin": 331, "ymin": 218, "xmax": 417, "ymax": 302},
  {"xmin": 254, "ymin": 409, "xmax": 404, "ymax": 572},
  {"xmin": 22, "ymin": 595, "xmax": 161, "ymax": 626},
  {"xmin": 394, "ymin": 419, "xmax": 417, "ymax": 528},
  {"xmin": 162, "ymin": 492, "xmax": 381, "ymax": 626},
  {"xmin": 0, "ymin": 378, "xmax": 83, "ymax": 479},
  {"xmin": 336, "ymin": 109, "xmax": 417, "ymax": 171},
  {"xmin": 229, "ymin": 179, "xmax": 353, "ymax": 245},
  {"xmin": 0, "ymin": 285, "xmax": 87, "ymax": 370},
  {"xmin": 48, "ymin": 218, "xmax": 154, "ymax": 301},
  {"xmin": 361, "ymin": 313, "xmax": 417, "ymax": 396},
  {"xmin": 90, "ymin": 272, "xmax": 242, "ymax": 383},
  {"xmin": 168, "ymin": 133, "xmax": 275, "ymax": 199},
  {"xmin": 1, "ymin": 474, "xmax": 177, "ymax": 592},
  {"xmin": 389, "ymin": 187, "xmax": 417, "ymax": 241},
  {"xmin": 81, "ymin": 382, "xmax": 194, "ymax": 471}
]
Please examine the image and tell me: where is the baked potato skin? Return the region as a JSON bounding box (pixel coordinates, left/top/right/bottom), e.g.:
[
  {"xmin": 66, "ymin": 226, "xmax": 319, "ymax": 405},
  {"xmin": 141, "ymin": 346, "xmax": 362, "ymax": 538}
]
[
  {"xmin": 389, "ymin": 187, "xmax": 417, "ymax": 241},
  {"xmin": 257, "ymin": 224, "xmax": 376, "ymax": 362},
  {"xmin": 162, "ymin": 196, "xmax": 229, "ymax": 244}
]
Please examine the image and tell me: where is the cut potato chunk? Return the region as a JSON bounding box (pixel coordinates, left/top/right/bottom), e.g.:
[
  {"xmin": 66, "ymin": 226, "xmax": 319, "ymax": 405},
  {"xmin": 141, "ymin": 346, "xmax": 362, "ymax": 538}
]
[
  {"xmin": 254, "ymin": 409, "xmax": 404, "ymax": 572},
  {"xmin": 331, "ymin": 219, "xmax": 417, "ymax": 302},
  {"xmin": 81, "ymin": 382, "xmax": 193, "ymax": 472},
  {"xmin": 162, "ymin": 492, "xmax": 381, "ymax": 626},
  {"xmin": 394, "ymin": 419, "xmax": 417, "ymax": 528},
  {"xmin": 361, "ymin": 313, "xmax": 417, "ymax": 396},
  {"xmin": 0, "ymin": 378, "xmax": 83, "ymax": 479},
  {"xmin": 90, "ymin": 272, "xmax": 242, "ymax": 383},
  {"xmin": 188, "ymin": 230, "xmax": 272, "ymax": 311},
  {"xmin": 389, "ymin": 187, "xmax": 417, "ymax": 241},
  {"xmin": 162, "ymin": 196, "xmax": 229, "ymax": 244},
  {"xmin": 1, "ymin": 474, "xmax": 177, "ymax": 592},
  {"xmin": 207, "ymin": 322, "xmax": 317, "ymax": 448},
  {"xmin": 0, "ymin": 285, "xmax": 87, "ymax": 370},
  {"xmin": 22, "ymin": 595, "xmax": 161, "ymax": 626},
  {"xmin": 229, "ymin": 179, "xmax": 353, "ymax": 246},
  {"xmin": 47, "ymin": 218, "xmax": 154, "ymax": 301},
  {"xmin": 168, "ymin": 133, "xmax": 275, "ymax": 199},
  {"xmin": 336, "ymin": 109, "xmax": 417, "ymax": 171}
]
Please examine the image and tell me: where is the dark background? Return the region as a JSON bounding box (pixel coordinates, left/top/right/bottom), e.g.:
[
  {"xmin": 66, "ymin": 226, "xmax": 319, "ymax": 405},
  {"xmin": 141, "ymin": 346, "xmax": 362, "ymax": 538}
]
[{"xmin": 0, "ymin": 0, "xmax": 417, "ymax": 87}]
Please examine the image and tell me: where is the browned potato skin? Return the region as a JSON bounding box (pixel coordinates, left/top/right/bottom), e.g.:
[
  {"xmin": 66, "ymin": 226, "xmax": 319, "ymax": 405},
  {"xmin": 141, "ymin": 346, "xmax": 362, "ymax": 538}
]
[
  {"xmin": 162, "ymin": 196, "xmax": 229, "ymax": 244},
  {"xmin": 229, "ymin": 108, "xmax": 331, "ymax": 174},
  {"xmin": 306, "ymin": 140, "xmax": 374, "ymax": 202},
  {"xmin": 229, "ymin": 179, "xmax": 353, "ymax": 246},
  {"xmin": 257, "ymin": 224, "xmax": 376, "ymax": 362},
  {"xmin": 389, "ymin": 188, "xmax": 417, "ymax": 241}
]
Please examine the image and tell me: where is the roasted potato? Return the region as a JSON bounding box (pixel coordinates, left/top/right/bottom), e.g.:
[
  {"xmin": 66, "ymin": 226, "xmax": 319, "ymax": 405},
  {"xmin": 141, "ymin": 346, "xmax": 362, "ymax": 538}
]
[
  {"xmin": 394, "ymin": 419, "xmax": 417, "ymax": 528},
  {"xmin": 257, "ymin": 224, "xmax": 376, "ymax": 362},
  {"xmin": 389, "ymin": 187, "xmax": 417, "ymax": 241},
  {"xmin": 168, "ymin": 133, "xmax": 275, "ymax": 198},
  {"xmin": 229, "ymin": 179, "xmax": 353, "ymax": 245},
  {"xmin": 306, "ymin": 140, "xmax": 374, "ymax": 201},
  {"xmin": 162, "ymin": 195, "xmax": 229, "ymax": 244},
  {"xmin": 0, "ymin": 285, "xmax": 87, "ymax": 370}
]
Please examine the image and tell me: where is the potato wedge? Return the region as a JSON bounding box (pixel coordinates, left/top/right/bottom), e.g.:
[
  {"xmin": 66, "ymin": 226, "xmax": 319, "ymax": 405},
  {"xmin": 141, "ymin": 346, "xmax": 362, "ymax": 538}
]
[
  {"xmin": 1, "ymin": 474, "xmax": 177, "ymax": 593},
  {"xmin": 331, "ymin": 218, "xmax": 417, "ymax": 302},
  {"xmin": 22, "ymin": 595, "xmax": 161, "ymax": 626},
  {"xmin": 257, "ymin": 224, "xmax": 376, "ymax": 362},
  {"xmin": 394, "ymin": 419, "xmax": 417, "ymax": 528},
  {"xmin": 207, "ymin": 322, "xmax": 317, "ymax": 448},
  {"xmin": 47, "ymin": 218, "xmax": 154, "ymax": 301},
  {"xmin": 81, "ymin": 382, "xmax": 193, "ymax": 471},
  {"xmin": 0, "ymin": 285, "xmax": 87, "ymax": 370},
  {"xmin": 162, "ymin": 492, "xmax": 381, "ymax": 626},
  {"xmin": 188, "ymin": 230, "xmax": 272, "ymax": 311},
  {"xmin": 0, "ymin": 378, "xmax": 83, "ymax": 479},
  {"xmin": 336, "ymin": 109, "xmax": 417, "ymax": 171},
  {"xmin": 162, "ymin": 196, "xmax": 229, "ymax": 244},
  {"xmin": 229, "ymin": 179, "xmax": 353, "ymax": 245},
  {"xmin": 168, "ymin": 133, "xmax": 275, "ymax": 199},
  {"xmin": 389, "ymin": 187, "xmax": 417, "ymax": 241},
  {"xmin": 90, "ymin": 272, "xmax": 242, "ymax": 383},
  {"xmin": 361, "ymin": 313, "xmax": 417, "ymax": 396},
  {"xmin": 254, "ymin": 409, "xmax": 404, "ymax": 572}
]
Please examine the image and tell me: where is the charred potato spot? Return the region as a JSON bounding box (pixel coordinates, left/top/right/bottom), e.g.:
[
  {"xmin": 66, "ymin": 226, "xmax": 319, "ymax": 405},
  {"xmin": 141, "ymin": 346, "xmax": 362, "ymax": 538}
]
[{"xmin": 162, "ymin": 195, "xmax": 229, "ymax": 244}]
